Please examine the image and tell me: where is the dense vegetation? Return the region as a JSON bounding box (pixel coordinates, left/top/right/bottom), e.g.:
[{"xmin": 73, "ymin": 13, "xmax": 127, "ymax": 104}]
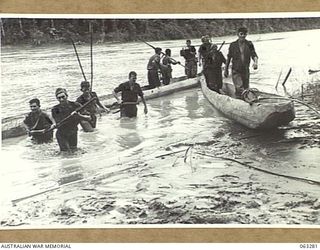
[{"xmin": 1, "ymin": 17, "xmax": 320, "ymax": 45}]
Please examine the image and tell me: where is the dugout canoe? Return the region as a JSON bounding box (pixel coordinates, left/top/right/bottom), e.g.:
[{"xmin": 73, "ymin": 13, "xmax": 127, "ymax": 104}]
[
  {"xmin": 200, "ymin": 76, "xmax": 295, "ymax": 129},
  {"xmin": 2, "ymin": 75, "xmax": 200, "ymax": 140},
  {"xmin": 104, "ymin": 74, "xmax": 200, "ymax": 107}
]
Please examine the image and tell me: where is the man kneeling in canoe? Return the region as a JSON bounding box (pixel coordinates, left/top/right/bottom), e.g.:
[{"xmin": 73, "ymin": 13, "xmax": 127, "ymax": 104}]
[
  {"xmin": 52, "ymin": 88, "xmax": 91, "ymax": 152},
  {"xmin": 23, "ymin": 98, "xmax": 54, "ymax": 144},
  {"xmin": 113, "ymin": 71, "xmax": 148, "ymax": 118},
  {"xmin": 76, "ymin": 81, "xmax": 109, "ymax": 132}
]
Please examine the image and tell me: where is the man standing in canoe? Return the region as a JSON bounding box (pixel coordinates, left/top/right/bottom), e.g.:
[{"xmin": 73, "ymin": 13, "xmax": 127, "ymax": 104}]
[
  {"xmin": 198, "ymin": 35, "xmax": 212, "ymax": 68},
  {"xmin": 52, "ymin": 88, "xmax": 91, "ymax": 152},
  {"xmin": 23, "ymin": 98, "xmax": 54, "ymax": 144},
  {"xmin": 203, "ymin": 44, "xmax": 226, "ymax": 93},
  {"xmin": 224, "ymin": 27, "xmax": 258, "ymax": 97},
  {"xmin": 147, "ymin": 47, "xmax": 162, "ymax": 89},
  {"xmin": 198, "ymin": 35, "xmax": 226, "ymax": 93},
  {"xmin": 161, "ymin": 49, "xmax": 180, "ymax": 85},
  {"xmin": 113, "ymin": 71, "xmax": 148, "ymax": 118},
  {"xmin": 180, "ymin": 39, "xmax": 197, "ymax": 78},
  {"xmin": 76, "ymin": 81, "xmax": 109, "ymax": 131}
]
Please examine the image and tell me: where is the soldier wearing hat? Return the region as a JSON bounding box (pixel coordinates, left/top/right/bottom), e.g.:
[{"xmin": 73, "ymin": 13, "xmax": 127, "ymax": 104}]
[
  {"xmin": 51, "ymin": 88, "xmax": 91, "ymax": 152},
  {"xmin": 147, "ymin": 47, "xmax": 162, "ymax": 89},
  {"xmin": 224, "ymin": 27, "xmax": 258, "ymax": 97},
  {"xmin": 203, "ymin": 43, "xmax": 226, "ymax": 93},
  {"xmin": 198, "ymin": 35, "xmax": 212, "ymax": 68}
]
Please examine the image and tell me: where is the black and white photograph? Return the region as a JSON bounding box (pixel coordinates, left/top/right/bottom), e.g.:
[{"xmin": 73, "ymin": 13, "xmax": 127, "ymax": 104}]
[{"xmin": 1, "ymin": 14, "xmax": 320, "ymax": 228}]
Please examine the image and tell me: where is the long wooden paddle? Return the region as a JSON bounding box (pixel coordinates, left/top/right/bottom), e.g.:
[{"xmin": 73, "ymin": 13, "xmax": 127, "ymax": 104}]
[
  {"xmin": 308, "ymin": 69, "xmax": 320, "ymax": 75},
  {"xmin": 217, "ymin": 40, "xmax": 225, "ymax": 52},
  {"xmin": 275, "ymin": 69, "xmax": 283, "ymax": 90},
  {"xmin": 90, "ymin": 22, "xmax": 94, "ymax": 91},
  {"xmin": 139, "ymin": 39, "xmax": 186, "ymax": 69},
  {"xmin": 70, "ymin": 37, "xmax": 87, "ymax": 82}
]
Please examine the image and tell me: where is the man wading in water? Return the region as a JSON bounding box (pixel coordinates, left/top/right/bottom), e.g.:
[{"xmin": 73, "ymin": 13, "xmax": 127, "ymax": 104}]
[
  {"xmin": 76, "ymin": 81, "xmax": 109, "ymax": 132},
  {"xmin": 113, "ymin": 71, "xmax": 148, "ymax": 118},
  {"xmin": 23, "ymin": 98, "xmax": 54, "ymax": 144},
  {"xmin": 51, "ymin": 88, "xmax": 91, "ymax": 152}
]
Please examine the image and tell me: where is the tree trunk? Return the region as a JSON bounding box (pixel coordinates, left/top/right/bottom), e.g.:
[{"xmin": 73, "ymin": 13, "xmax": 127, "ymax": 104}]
[
  {"xmin": 0, "ymin": 19, "xmax": 5, "ymax": 37},
  {"xmin": 51, "ymin": 19, "xmax": 55, "ymax": 28},
  {"xmin": 18, "ymin": 19, "xmax": 22, "ymax": 31},
  {"xmin": 100, "ymin": 19, "xmax": 106, "ymax": 42}
]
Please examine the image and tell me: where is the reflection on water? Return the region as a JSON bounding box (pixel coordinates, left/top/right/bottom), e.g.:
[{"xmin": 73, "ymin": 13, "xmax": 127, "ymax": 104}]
[
  {"xmin": 185, "ymin": 91, "xmax": 200, "ymax": 118},
  {"xmin": 116, "ymin": 118, "xmax": 143, "ymax": 149},
  {"xmin": 56, "ymin": 158, "xmax": 85, "ymax": 186}
]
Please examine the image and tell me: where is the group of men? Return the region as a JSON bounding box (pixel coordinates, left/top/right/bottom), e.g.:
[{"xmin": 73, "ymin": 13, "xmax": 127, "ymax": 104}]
[
  {"xmin": 195, "ymin": 26, "xmax": 258, "ymax": 96},
  {"xmin": 147, "ymin": 26, "xmax": 258, "ymax": 97},
  {"xmin": 23, "ymin": 26, "xmax": 258, "ymax": 153},
  {"xmin": 23, "ymin": 71, "xmax": 148, "ymax": 152},
  {"xmin": 147, "ymin": 39, "xmax": 198, "ymax": 88}
]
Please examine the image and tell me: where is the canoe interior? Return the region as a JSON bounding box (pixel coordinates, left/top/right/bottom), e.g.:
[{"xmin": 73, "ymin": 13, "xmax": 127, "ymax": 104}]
[{"xmin": 200, "ymin": 76, "xmax": 295, "ymax": 129}]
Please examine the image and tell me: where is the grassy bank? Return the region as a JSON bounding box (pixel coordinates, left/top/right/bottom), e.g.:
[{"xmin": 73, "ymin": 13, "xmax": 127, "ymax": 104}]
[{"xmin": 302, "ymin": 81, "xmax": 320, "ymax": 108}]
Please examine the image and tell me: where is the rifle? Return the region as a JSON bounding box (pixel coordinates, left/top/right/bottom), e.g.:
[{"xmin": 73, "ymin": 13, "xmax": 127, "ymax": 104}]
[
  {"xmin": 200, "ymin": 41, "xmax": 225, "ymax": 64},
  {"xmin": 139, "ymin": 39, "xmax": 186, "ymax": 69},
  {"xmin": 31, "ymin": 97, "xmax": 97, "ymax": 134}
]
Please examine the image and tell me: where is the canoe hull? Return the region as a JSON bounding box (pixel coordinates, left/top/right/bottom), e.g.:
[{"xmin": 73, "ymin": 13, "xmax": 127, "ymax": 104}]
[{"xmin": 200, "ymin": 76, "xmax": 295, "ymax": 129}]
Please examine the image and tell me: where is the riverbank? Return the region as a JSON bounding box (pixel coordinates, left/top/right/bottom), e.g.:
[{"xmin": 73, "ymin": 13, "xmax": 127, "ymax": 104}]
[{"xmin": 2, "ymin": 18, "xmax": 320, "ymax": 46}]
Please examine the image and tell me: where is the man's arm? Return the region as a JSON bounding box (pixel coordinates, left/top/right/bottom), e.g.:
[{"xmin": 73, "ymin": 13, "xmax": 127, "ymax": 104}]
[
  {"xmin": 224, "ymin": 44, "xmax": 232, "ymax": 77},
  {"xmin": 22, "ymin": 116, "xmax": 31, "ymax": 134},
  {"xmin": 112, "ymin": 84, "xmax": 122, "ymax": 104},
  {"xmin": 248, "ymin": 41, "xmax": 258, "ymax": 70},
  {"xmin": 252, "ymin": 56, "xmax": 258, "ymax": 70},
  {"xmin": 169, "ymin": 57, "xmax": 180, "ymax": 65},
  {"xmin": 220, "ymin": 52, "xmax": 227, "ymax": 64},
  {"xmin": 71, "ymin": 103, "xmax": 91, "ymax": 122},
  {"xmin": 112, "ymin": 90, "xmax": 121, "ymax": 104},
  {"xmin": 74, "ymin": 112, "xmax": 91, "ymax": 121},
  {"xmin": 137, "ymin": 85, "xmax": 148, "ymax": 114},
  {"xmin": 96, "ymin": 98, "xmax": 110, "ymax": 112},
  {"xmin": 198, "ymin": 47, "xmax": 203, "ymax": 66},
  {"xmin": 93, "ymin": 92, "xmax": 110, "ymax": 112},
  {"xmin": 141, "ymin": 96, "xmax": 148, "ymax": 114}
]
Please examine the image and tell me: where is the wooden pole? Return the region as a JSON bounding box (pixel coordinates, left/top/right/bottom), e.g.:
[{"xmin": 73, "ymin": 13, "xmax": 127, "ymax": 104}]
[
  {"xmin": 0, "ymin": 19, "xmax": 5, "ymax": 37},
  {"xmin": 70, "ymin": 37, "xmax": 87, "ymax": 82},
  {"xmin": 90, "ymin": 22, "xmax": 93, "ymax": 91}
]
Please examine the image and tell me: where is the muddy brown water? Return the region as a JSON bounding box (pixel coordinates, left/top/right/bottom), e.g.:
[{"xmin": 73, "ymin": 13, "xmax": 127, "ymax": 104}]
[{"xmin": 1, "ymin": 29, "xmax": 320, "ymax": 227}]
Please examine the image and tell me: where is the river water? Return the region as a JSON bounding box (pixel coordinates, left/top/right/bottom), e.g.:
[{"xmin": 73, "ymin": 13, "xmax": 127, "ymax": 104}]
[{"xmin": 1, "ymin": 29, "xmax": 320, "ymax": 226}]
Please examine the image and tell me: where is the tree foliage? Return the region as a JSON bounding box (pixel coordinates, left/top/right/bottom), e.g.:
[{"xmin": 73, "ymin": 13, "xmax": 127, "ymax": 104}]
[{"xmin": 1, "ymin": 18, "xmax": 320, "ymax": 46}]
